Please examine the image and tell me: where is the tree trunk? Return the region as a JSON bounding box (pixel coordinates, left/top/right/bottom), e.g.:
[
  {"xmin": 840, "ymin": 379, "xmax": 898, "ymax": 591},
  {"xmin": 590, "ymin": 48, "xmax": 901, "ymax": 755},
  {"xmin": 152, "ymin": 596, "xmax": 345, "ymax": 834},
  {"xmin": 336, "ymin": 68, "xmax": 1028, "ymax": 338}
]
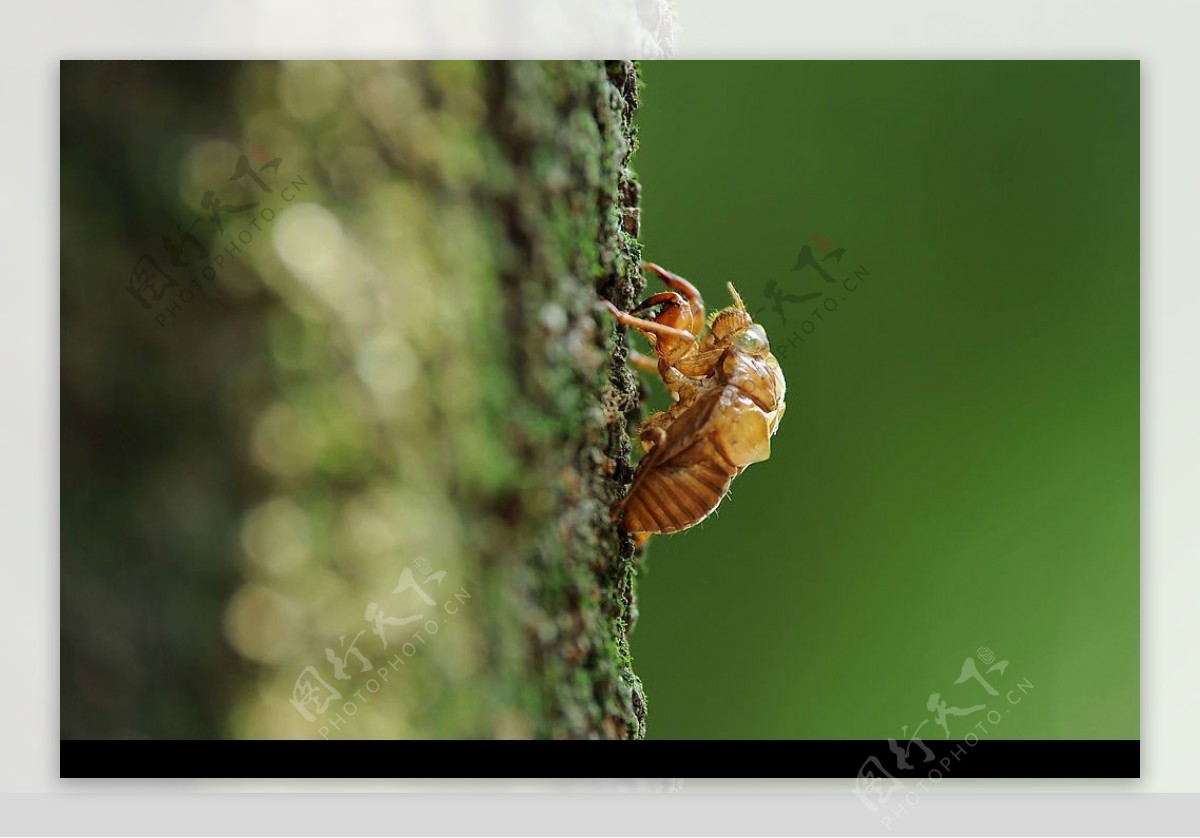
[
  {"xmin": 489, "ymin": 60, "xmax": 650, "ymax": 739},
  {"xmin": 62, "ymin": 60, "xmax": 650, "ymax": 740}
]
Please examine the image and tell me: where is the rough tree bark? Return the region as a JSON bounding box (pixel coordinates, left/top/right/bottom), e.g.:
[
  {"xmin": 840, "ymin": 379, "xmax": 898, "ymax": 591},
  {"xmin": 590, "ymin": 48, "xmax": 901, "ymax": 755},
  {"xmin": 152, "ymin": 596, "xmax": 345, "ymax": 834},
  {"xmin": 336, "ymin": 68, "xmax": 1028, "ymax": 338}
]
[{"xmin": 460, "ymin": 60, "xmax": 651, "ymax": 738}]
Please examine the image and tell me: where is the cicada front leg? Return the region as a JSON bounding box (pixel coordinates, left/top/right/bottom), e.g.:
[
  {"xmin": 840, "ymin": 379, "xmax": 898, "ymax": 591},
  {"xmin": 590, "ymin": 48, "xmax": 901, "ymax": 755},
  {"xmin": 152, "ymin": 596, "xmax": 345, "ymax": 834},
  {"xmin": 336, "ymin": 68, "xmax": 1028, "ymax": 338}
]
[
  {"xmin": 643, "ymin": 263, "xmax": 706, "ymax": 337},
  {"xmin": 604, "ymin": 301, "xmax": 694, "ymax": 345},
  {"xmin": 627, "ymin": 349, "xmax": 660, "ymax": 376}
]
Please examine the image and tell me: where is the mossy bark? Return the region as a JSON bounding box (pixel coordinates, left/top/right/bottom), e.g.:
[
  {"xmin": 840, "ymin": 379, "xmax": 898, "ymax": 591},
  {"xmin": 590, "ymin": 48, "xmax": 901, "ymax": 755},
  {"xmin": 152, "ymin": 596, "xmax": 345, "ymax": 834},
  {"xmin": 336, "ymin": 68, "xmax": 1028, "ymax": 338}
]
[
  {"xmin": 62, "ymin": 60, "xmax": 650, "ymax": 740},
  {"xmin": 485, "ymin": 61, "xmax": 649, "ymax": 738}
]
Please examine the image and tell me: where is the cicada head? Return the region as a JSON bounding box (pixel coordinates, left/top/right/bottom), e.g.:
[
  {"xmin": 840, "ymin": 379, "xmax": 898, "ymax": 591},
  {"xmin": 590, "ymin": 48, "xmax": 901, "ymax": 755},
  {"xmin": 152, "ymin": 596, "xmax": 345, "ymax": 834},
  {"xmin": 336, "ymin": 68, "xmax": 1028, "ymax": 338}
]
[{"xmin": 708, "ymin": 282, "xmax": 771, "ymax": 359}]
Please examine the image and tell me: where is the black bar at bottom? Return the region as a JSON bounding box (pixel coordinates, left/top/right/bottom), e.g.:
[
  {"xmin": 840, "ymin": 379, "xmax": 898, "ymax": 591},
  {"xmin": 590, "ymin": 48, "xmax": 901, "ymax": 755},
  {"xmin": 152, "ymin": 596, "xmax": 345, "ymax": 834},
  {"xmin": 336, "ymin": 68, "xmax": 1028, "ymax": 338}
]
[{"xmin": 60, "ymin": 739, "xmax": 1138, "ymax": 779}]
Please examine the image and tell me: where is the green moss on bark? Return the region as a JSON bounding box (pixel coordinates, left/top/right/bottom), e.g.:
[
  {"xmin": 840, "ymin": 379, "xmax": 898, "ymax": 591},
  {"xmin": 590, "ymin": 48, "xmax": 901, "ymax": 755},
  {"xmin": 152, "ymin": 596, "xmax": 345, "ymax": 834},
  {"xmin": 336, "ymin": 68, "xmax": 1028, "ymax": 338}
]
[{"xmin": 485, "ymin": 60, "xmax": 647, "ymax": 738}]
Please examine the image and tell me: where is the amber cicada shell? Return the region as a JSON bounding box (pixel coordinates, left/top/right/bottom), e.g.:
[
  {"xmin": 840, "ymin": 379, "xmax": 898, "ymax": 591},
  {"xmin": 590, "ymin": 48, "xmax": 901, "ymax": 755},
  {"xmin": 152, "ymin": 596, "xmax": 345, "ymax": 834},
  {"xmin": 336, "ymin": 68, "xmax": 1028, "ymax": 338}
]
[{"xmin": 606, "ymin": 264, "xmax": 787, "ymax": 536}]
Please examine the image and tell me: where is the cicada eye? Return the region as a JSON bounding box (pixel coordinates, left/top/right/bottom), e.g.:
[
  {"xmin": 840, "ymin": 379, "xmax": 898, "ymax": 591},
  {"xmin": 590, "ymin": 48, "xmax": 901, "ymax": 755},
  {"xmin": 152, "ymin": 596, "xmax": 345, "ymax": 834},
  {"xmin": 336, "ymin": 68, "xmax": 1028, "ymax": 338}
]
[{"xmin": 733, "ymin": 324, "xmax": 769, "ymax": 355}]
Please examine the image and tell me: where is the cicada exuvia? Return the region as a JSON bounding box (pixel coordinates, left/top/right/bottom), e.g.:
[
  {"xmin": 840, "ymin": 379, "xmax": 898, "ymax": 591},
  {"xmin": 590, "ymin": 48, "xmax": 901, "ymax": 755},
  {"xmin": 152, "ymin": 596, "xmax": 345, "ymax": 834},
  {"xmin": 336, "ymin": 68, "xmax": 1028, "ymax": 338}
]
[{"xmin": 606, "ymin": 263, "xmax": 786, "ymax": 538}]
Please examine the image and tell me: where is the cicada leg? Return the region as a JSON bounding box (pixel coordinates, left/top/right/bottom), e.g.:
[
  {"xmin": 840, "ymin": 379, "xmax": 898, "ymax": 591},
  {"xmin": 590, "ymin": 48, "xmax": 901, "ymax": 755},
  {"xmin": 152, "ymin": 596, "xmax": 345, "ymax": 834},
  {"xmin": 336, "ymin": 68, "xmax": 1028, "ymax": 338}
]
[
  {"xmin": 644, "ymin": 263, "xmax": 706, "ymax": 337},
  {"xmin": 627, "ymin": 349, "xmax": 660, "ymax": 376},
  {"xmin": 604, "ymin": 301, "xmax": 694, "ymax": 344}
]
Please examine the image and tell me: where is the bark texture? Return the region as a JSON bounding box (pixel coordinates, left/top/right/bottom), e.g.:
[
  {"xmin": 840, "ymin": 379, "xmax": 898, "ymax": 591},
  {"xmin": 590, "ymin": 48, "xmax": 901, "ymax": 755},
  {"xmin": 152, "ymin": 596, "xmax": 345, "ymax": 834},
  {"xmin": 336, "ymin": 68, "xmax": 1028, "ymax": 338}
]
[{"xmin": 487, "ymin": 61, "xmax": 649, "ymax": 738}]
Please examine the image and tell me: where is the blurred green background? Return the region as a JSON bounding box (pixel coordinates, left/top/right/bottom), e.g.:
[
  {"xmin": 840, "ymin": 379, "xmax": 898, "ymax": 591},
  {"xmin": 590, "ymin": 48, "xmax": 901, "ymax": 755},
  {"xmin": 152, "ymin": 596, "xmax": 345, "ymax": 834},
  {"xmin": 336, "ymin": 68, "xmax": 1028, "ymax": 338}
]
[{"xmin": 631, "ymin": 61, "xmax": 1139, "ymax": 739}]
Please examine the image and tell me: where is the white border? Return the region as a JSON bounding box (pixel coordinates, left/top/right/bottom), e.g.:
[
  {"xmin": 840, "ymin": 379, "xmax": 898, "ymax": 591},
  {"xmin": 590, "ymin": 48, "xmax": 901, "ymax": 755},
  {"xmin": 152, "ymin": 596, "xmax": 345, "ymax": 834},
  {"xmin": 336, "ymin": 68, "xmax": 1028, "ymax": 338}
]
[{"xmin": 4, "ymin": 0, "xmax": 1198, "ymax": 832}]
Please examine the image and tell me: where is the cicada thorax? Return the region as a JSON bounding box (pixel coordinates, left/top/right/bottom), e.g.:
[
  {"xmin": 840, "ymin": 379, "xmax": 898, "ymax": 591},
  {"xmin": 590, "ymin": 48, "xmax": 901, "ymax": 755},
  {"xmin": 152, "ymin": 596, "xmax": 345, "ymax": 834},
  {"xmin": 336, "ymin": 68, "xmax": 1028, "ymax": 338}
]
[{"xmin": 719, "ymin": 345, "xmax": 787, "ymax": 421}]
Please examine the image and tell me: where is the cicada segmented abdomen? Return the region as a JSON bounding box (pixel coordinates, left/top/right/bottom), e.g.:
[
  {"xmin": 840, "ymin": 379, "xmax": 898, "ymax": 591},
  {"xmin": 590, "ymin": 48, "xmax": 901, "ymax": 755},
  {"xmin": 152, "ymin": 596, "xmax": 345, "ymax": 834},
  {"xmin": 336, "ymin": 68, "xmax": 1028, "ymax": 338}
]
[{"xmin": 616, "ymin": 442, "xmax": 736, "ymax": 534}]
